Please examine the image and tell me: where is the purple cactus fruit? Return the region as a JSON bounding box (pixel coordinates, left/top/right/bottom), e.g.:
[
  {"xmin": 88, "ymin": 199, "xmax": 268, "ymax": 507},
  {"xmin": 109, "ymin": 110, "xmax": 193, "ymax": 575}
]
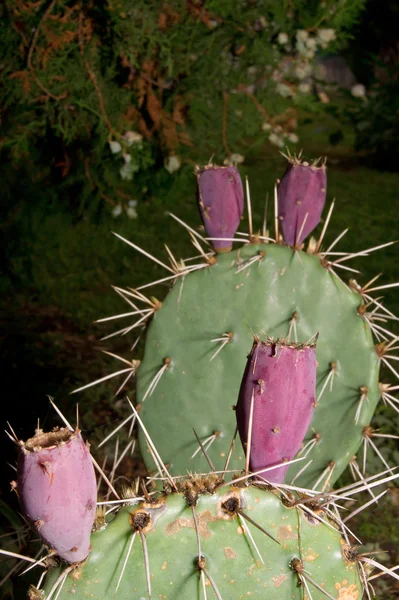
[
  {"xmin": 236, "ymin": 337, "xmax": 317, "ymax": 484},
  {"xmin": 16, "ymin": 427, "xmax": 97, "ymax": 563},
  {"xmin": 196, "ymin": 164, "xmax": 244, "ymax": 252},
  {"xmin": 278, "ymin": 158, "xmax": 327, "ymax": 246}
]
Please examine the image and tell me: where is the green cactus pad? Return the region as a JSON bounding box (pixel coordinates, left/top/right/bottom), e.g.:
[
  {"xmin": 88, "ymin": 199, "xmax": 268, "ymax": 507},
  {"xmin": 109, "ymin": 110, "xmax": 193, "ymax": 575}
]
[
  {"xmin": 42, "ymin": 481, "xmax": 362, "ymax": 599},
  {"xmin": 137, "ymin": 243, "xmax": 380, "ymax": 488}
]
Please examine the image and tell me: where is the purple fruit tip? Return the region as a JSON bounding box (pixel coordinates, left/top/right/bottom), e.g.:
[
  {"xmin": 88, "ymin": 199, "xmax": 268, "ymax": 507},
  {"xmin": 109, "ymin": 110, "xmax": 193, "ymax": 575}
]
[
  {"xmin": 236, "ymin": 336, "xmax": 317, "ymax": 484},
  {"xmin": 16, "ymin": 427, "xmax": 97, "ymax": 563},
  {"xmin": 278, "ymin": 156, "xmax": 327, "ymax": 247},
  {"xmin": 196, "ymin": 164, "xmax": 244, "ymax": 252}
]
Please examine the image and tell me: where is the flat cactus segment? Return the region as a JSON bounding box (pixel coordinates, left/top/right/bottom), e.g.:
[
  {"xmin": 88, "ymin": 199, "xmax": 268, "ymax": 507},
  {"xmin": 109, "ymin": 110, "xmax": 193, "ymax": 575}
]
[
  {"xmin": 137, "ymin": 243, "xmax": 380, "ymax": 488},
  {"xmin": 42, "ymin": 485, "xmax": 362, "ymax": 599}
]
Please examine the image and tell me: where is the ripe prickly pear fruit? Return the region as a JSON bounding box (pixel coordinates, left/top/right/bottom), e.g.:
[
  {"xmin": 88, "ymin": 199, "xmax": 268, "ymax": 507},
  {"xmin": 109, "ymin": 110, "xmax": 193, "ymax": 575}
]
[
  {"xmin": 16, "ymin": 427, "xmax": 97, "ymax": 563},
  {"xmin": 196, "ymin": 164, "xmax": 244, "ymax": 251},
  {"xmin": 236, "ymin": 337, "xmax": 317, "ymax": 484},
  {"xmin": 278, "ymin": 157, "xmax": 326, "ymax": 246}
]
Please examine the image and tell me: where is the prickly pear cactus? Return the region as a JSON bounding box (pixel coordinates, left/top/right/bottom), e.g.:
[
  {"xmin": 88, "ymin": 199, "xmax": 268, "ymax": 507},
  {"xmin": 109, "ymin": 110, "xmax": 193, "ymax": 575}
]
[
  {"xmin": 94, "ymin": 155, "xmax": 396, "ymax": 490},
  {"xmin": 42, "ymin": 477, "xmax": 362, "ymax": 600}
]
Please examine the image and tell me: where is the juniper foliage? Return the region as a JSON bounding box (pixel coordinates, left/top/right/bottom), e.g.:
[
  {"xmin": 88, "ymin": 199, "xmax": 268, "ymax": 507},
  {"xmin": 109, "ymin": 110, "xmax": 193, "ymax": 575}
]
[{"xmin": 1, "ymin": 0, "xmax": 365, "ymax": 211}]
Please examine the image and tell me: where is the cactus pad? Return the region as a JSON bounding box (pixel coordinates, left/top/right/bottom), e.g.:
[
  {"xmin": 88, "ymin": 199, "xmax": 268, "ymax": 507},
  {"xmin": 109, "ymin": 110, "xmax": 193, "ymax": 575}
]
[
  {"xmin": 42, "ymin": 479, "xmax": 362, "ymax": 599},
  {"xmin": 137, "ymin": 243, "xmax": 380, "ymax": 488}
]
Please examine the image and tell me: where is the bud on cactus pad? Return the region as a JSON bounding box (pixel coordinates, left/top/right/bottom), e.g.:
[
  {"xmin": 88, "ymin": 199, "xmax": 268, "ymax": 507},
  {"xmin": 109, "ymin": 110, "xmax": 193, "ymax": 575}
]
[
  {"xmin": 16, "ymin": 428, "xmax": 97, "ymax": 563},
  {"xmin": 42, "ymin": 477, "xmax": 362, "ymax": 599},
  {"xmin": 277, "ymin": 156, "xmax": 326, "ymax": 246},
  {"xmin": 236, "ymin": 337, "xmax": 317, "ymax": 484},
  {"xmin": 196, "ymin": 164, "xmax": 244, "ymax": 252}
]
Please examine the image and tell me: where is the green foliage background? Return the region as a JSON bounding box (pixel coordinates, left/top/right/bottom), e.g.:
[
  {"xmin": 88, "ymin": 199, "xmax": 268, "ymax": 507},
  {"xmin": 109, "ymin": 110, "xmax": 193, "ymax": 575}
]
[
  {"xmin": 3, "ymin": 2, "xmax": 399, "ymax": 598},
  {"xmin": 1, "ymin": 0, "xmax": 365, "ymax": 211}
]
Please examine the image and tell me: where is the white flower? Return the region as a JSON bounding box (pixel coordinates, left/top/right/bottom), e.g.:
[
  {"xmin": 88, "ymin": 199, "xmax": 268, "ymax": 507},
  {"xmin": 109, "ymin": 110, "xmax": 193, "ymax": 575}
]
[
  {"xmin": 268, "ymin": 132, "xmax": 284, "ymax": 148},
  {"xmin": 295, "ymin": 39, "xmax": 309, "ymax": 57},
  {"xmin": 278, "ymin": 32, "xmax": 289, "ymax": 45},
  {"xmin": 123, "ymin": 131, "xmax": 143, "ymax": 146},
  {"xmin": 287, "ymin": 133, "xmax": 299, "ymax": 143},
  {"xmin": 298, "ymin": 82, "xmax": 311, "ymax": 94},
  {"xmin": 276, "ymin": 82, "xmax": 294, "ymax": 98},
  {"xmin": 259, "ymin": 16, "xmax": 268, "ymax": 28},
  {"xmin": 119, "ymin": 162, "xmax": 139, "ymax": 181},
  {"xmin": 262, "ymin": 121, "xmax": 272, "ymax": 132},
  {"xmin": 225, "ymin": 153, "xmax": 245, "ymax": 165},
  {"xmin": 165, "ymin": 155, "xmax": 181, "ymax": 174},
  {"xmin": 120, "ymin": 163, "xmax": 133, "ymax": 181},
  {"xmin": 351, "ymin": 84, "xmax": 366, "ymax": 98},
  {"xmin": 109, "ymin": 140, "xmax": 122, "ymax": 154},
  {"xmin": 122, "ymin": 153, "xmax": 131, "ymax": 164},
  {"xmin": 316, "ymin": 28, "xmax": 336, "ymax": 48},
  {"xmin": 128, "ymin": 199, "xmax": 138, "ymax": 208},
  {"xmin": 112, "ymin": 204, "xmax": 123, "ymax": 217},
  {"xmin": 306, "ymin": 37, "xmax": 318, "ymax": 51},
  {"xmin": 126, "ymin": 206, "xmax": 138, "ymax": 219},
  {"xmin": 295, "ymin": 40, "xmax": 308, "ymax": 54},
  {"xmin": 295, "ymin": 62, "xmax": 313, "ymax": 80},
  {"xmin": 296, "ymin": 30, "xmax": 309, "ymax": 42}
]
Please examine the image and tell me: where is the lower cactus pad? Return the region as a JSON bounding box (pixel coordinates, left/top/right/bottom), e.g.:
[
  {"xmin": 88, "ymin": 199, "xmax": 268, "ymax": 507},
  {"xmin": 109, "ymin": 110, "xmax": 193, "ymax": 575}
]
[{"xmin": 42, "ymin": 479, "xmax": 362, "ymax": 599}]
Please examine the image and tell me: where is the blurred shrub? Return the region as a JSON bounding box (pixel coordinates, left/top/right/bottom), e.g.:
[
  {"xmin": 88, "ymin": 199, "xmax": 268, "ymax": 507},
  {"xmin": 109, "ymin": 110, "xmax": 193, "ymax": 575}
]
[{"xmin": 0, "ymin": 0, "xmax": 365, "ymax": 213}]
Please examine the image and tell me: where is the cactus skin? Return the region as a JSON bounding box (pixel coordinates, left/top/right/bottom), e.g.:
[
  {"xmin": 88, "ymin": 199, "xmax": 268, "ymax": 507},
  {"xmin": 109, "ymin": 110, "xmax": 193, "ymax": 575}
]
[
  {"xmin": 278, "ymin": 159, "xmax": 326, "ymax": 246},
  {"xmin": 137, "ymin": 243, "xmax": 380, "ymax": 489},
  {"xmin": 197, "ymin": 164, "xmax": 244, "ymax": 252},
  {"xmin": 236, "ymin": 338, "xmax": 317, "ymax": 484},
  {"xmin": 17, "ymin": 428, "xmax": 97, "ymax": 563},
  {"xmin": 42, "ymin": 480, "xmax": 362, "ymax": 599}
]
